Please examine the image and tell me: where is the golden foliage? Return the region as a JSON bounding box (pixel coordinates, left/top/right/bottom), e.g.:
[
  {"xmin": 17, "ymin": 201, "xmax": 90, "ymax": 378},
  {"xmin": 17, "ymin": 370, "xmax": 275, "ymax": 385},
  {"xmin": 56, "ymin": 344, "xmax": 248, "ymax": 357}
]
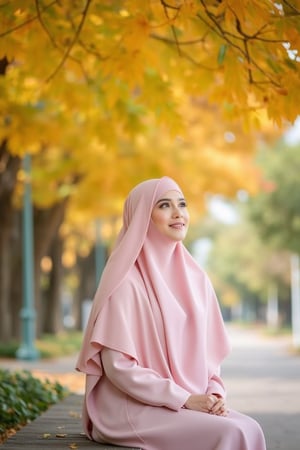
[{"xmin": 0, "ymin": 0, "xmax": 298, "ymax": 244}]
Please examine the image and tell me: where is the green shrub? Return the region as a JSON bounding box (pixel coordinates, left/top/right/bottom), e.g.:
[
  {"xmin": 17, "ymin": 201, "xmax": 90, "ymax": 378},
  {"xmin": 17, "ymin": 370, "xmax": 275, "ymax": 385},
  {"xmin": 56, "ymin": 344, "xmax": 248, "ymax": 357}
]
[
  {"xmin": 0, "ymin": 341, "xmax": 19, "ymax": 358},
  {"xmin": 0, "ymin": 369, "xmax": 69, "ymax": 436}
]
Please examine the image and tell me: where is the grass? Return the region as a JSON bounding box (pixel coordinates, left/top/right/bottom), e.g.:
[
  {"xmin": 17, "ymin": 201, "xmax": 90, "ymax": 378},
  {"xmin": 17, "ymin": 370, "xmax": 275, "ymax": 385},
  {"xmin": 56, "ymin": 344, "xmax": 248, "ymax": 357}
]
[
  {"xmin": 0, "ymin": 331, "xmax": 83, "ymax": 359},
  {"xmin": 262, "ymin": 325, "xmax": 292, "ymax": 337}
]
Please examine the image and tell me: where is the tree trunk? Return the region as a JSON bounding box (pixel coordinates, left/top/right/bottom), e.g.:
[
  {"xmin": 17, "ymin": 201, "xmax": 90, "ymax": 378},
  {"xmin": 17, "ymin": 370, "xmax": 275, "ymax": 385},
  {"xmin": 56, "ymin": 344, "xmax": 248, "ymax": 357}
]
[
  {"xmin": 0, "ymin": 226, "xmax": 12, "ymax": 341},
  {"xmin": 10, "ymin": 210, "xmax": 23, "ymax": 340},
  {"xmin": 73, "ymin": 249, "xmax": 97, "ymax": 330},
  {"xmin": 0, "ymin": 140, "xmax": 20, "ymax": 342},
  {"xmin": 42, "ymin": 234, "xmax": 64, "ymax": 334},
  {"xmin": 34, "ymin": 200, "xmax": 68, "ymax": 335}
]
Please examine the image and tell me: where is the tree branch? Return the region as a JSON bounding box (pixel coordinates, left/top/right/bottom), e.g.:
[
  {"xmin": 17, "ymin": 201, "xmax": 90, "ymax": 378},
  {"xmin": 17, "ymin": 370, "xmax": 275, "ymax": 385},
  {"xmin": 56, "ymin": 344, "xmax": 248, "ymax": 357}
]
[
  {"xmin": 201, "ymin": 1, "xmax": 287, "ymax": 44},
  {"xmin": 160, "ymin": 0, "xmax": 179, "ymax": 12},
  {"xmin": 198, "ymin": 0, "xmax": 282, "ymax": 88},
  {"xmin": 282, "ymin": 0, "xmax": 300, "ymax": 14},
  {"xmin": 156, "ymin": 0, "xmax": 290, "ymax": 89},
  {"xmin": 46, "ymin": 0, "xmax": 92, "ymax": 82},
  {"xmin": 35, "ymin": 0, "xmax": 59, "ymax": 49},
  {"xmin": 150, "ymin": 34, "xmax": 206, "ymax": 46},
  {"xmin": 0, "ymin": 0, "xmax": 57, "ymax": 38},
  {"xmin": 150, "ymin": 33, "xmax": 217, "ymax": 71},
  {"xmin": 33, "ymin": 0, "xmax": 91, "ymax": 83},
  {"xmin": 244, "ymin": 40, "xmax": 253, "ymax": 84}
]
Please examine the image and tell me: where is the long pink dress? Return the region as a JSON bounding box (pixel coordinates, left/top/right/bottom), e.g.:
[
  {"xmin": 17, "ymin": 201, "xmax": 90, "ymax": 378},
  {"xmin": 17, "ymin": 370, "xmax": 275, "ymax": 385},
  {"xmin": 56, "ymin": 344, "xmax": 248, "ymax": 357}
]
[{"xmin": 76, "ymin": 177, "xmax": 266, "ymax": 450}]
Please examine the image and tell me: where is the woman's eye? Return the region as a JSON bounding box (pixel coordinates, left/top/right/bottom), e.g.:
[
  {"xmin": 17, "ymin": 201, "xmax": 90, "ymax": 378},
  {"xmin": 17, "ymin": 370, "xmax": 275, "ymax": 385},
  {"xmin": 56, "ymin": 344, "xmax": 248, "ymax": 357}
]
[
  {"xmin": 159, "ymin": 202, "xmax": 170, "ymax": 209},
  {"xmin": 179, "ymin": 201, "xmax": 187, "ymax": 208}
]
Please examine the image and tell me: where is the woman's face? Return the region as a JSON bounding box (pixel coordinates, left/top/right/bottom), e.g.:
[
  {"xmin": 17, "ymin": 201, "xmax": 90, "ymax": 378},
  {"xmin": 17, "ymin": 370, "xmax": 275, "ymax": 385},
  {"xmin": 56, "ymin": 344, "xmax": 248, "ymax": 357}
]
[{"xmin": 151, "ymin": 190, "xmax": 189, "ymax": 241}]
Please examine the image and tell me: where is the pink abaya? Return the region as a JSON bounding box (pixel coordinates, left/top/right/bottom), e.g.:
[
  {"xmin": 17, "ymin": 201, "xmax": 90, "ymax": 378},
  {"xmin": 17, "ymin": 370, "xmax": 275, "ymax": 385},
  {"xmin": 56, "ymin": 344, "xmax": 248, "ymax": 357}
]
[{"xmin": 76, "ymin": 177, "xmax": 266, "ymax": 450}]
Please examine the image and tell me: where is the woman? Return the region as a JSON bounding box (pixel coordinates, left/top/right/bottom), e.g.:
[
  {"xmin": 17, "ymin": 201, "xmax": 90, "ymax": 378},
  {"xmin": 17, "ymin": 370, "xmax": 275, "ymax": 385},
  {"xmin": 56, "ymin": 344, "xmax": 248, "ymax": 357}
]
[{"xmin": 76, "ymin": 176, "xmax": 266, "ymax": 450}]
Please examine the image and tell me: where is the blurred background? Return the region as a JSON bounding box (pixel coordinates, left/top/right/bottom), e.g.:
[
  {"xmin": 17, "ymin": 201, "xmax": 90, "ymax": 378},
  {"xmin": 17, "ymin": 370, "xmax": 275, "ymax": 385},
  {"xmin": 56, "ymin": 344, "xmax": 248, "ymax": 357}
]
[{"xmin": 0, "ymin": 1, "xmax": 300, "ymax": 360}]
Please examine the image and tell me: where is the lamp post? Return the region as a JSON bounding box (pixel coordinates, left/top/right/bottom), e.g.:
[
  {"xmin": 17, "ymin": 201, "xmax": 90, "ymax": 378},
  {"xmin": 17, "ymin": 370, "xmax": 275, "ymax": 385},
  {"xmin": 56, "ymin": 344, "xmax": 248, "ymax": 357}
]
[{"xmin": 16, "ymin": 154, "xmax": 39, "ymax": 360}]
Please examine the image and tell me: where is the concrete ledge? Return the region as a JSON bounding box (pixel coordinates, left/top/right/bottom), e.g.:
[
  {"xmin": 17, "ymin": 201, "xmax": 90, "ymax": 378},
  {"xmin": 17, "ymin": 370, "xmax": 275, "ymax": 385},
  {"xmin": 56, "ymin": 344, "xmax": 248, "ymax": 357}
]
[{"xmin": 1, "ymin": 394, "xmax": 140, "ymax": 450}]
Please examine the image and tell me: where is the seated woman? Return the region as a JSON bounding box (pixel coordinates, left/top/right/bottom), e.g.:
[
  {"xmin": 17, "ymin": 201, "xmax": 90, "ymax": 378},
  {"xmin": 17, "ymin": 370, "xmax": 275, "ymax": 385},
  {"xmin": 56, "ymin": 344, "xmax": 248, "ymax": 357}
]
[{"xmin": 76, "ymin": 176, "xmax": 266, "ymax": 450}]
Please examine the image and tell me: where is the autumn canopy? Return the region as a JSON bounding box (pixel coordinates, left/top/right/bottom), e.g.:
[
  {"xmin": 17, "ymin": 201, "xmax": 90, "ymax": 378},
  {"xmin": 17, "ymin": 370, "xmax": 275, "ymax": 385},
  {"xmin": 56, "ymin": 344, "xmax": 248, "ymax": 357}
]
[
  {"xmin": 0, "ymin": 0, "xmax": 300, "ymax": 340},
  {"xmin": 1, "ymin": 0, "xmax": 300, "ymax": 213}
]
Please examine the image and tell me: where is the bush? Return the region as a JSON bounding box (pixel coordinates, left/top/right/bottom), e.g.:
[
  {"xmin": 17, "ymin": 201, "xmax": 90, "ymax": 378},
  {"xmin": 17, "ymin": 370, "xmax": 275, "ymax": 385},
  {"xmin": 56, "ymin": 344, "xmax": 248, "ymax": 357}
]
[{"xmin": 0, "ymin": 369, "xmax": 69, "ymax": 438}]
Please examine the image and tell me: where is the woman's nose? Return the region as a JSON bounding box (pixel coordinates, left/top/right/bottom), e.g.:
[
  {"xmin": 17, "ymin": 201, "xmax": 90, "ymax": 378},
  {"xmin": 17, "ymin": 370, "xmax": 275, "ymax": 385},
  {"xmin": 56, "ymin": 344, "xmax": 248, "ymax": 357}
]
[{"xmin": 172, "ymin": 206, "xmax": 182, "ymax": 217}]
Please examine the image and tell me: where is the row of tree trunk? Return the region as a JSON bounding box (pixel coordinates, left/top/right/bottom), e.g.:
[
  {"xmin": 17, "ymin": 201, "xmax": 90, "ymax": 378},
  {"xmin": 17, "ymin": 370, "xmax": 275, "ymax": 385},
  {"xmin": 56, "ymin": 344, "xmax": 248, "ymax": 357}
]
[{"xmin": 0, "ymin": 135, "xmax": 98, "ymax": 342}]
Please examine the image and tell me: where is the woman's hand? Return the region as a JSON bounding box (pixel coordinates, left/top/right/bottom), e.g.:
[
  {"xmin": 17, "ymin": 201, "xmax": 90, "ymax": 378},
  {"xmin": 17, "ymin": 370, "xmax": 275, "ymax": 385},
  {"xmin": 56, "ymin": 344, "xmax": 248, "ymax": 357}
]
[{"xmin": 184, "ymin": 394, "xmax": 228, "ymax": 416}]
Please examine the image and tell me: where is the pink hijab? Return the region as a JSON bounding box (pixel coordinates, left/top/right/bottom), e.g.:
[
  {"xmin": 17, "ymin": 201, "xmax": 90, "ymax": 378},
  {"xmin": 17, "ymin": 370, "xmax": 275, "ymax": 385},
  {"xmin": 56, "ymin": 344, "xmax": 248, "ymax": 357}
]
[{"xmin": 76, "ymin": 176, "xmax": 230, "ymax": 395}]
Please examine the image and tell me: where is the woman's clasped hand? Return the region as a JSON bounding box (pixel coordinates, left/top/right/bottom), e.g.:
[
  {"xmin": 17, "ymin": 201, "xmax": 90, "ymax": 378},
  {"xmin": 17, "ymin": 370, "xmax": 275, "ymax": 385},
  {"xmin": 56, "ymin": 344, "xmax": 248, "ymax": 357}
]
[{"xmin": 184, "ymin": 394, "xmax": 228, "ymax": 416}]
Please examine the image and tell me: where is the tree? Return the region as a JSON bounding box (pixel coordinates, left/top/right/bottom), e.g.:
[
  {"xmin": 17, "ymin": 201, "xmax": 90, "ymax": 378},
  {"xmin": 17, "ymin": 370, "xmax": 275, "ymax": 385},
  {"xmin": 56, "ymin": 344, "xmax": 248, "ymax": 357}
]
[
  {"xmin": 1, "ymin": 1, "xmax": 299, "ymax": 340},
  {"xmin": 0, "ymin": 140, "xmax": 20, "ymax": 341},
  {"xmin": 203, "ymin": 218, "xmax": 291, "ymax": 323},
  {"xmin": 247, "ymin": 142, "xmax": 300, "ymax": 345},
  {"xmin": 1, "ymin": 1, "xmax": 299, "ymax": 131},
  {"xmin": 248, "ymin": 143, "xmax": 300, "ymax": 254}
]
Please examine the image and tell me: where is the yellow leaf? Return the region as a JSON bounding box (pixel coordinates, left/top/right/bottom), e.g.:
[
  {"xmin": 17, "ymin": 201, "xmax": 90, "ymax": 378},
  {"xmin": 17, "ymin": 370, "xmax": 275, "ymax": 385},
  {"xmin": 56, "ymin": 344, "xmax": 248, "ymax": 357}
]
[
  {"xmin": 43, "ymin": 433, "xmax": 51, "ymax": 439},
  {"xmin": 69, "ymin": 410, "xmax": 81, "ymax": 418},
  {"xmin": 122, "ymin": 13, "xmax": 150, "ymax": 53},
  {"xmin": 178, "ymin": 1, "xmax": 200, "ymax": 24}
]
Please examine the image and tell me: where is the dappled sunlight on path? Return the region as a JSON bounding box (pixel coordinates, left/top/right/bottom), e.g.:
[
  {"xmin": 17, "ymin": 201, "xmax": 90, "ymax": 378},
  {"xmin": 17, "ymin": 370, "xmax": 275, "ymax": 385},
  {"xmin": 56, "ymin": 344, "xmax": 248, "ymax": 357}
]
[{"xmin": 30, "ymin": 370, "xmax": 85, "ymax": 394}]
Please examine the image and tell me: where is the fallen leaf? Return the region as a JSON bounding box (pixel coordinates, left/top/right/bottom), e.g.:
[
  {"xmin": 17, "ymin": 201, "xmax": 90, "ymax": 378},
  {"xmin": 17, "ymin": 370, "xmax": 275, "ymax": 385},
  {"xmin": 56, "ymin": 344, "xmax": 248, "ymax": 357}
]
[
  {"xmin": 43, "ymin": 433, "xmax": 51, "ymax": 439},
  {"xmin": 69, "ymin": 410, "xmax": 81, "ymax": 418},
  {"xmin": 56, "ymin": 433, "xmax": 67, "ymax": 438}
]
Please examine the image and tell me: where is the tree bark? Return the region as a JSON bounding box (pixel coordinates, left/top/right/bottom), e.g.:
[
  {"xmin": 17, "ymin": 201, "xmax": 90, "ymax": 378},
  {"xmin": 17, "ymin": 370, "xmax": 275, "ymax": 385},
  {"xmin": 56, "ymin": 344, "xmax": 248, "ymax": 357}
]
[
  {"xmin": 73, "ymin": 249, "xmax": 97, "ymax": 330},
  {"xmin": 0, "ymin": 140, "xmax": 20, "ymax": 342},
  {"xmin": 10, "ymin": 210, "xmax": 23, "ymax": 340},
  {"xmin": 33, "ymin": 200, "xmax": 68, "ymax": 335},
  {"xmin": 42, "ymin": 234, "xmax": 64, "ymax": 334}
]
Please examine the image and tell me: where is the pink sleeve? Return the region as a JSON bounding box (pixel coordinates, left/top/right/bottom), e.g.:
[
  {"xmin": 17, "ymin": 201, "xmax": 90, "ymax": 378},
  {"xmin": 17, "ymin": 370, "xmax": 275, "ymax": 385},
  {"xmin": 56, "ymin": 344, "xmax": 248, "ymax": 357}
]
[
  {"xmin": 101, "ymin": 348, "xmax": 190, "ymax": 411},
  {"xmin": 206, "ymin": 373, "xmax": 226, "ymax": 398}
]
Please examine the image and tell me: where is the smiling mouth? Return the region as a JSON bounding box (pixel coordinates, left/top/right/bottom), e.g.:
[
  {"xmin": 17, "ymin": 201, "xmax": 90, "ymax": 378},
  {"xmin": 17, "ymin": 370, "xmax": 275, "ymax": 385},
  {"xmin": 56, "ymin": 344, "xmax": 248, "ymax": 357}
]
[{"xmin": 169, "ymin": 223, "xmax": 185, "ymax": 229}]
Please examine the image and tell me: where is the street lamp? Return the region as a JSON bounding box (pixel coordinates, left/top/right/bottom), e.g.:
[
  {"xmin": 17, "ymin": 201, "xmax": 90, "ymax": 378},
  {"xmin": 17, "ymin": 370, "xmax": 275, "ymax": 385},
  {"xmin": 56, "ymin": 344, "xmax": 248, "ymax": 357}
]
[{"xmin": 16, "ymin": 153, "xmax": 39, "ymax": 360}]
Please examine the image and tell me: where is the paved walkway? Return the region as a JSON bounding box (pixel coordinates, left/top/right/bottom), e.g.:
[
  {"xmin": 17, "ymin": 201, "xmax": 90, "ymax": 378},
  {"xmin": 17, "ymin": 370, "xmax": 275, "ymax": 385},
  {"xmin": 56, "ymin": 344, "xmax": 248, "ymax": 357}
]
[
  {"xmin": 0, "ymin": 393, "xmax": 140, "ymax": 449},
  {"xmin": 222, "ymin": 325, "xmax": 300, "ymax": 450},
  {"xmin": 1, "ymin": 324, "xmax": 300, "ymax": 449}
]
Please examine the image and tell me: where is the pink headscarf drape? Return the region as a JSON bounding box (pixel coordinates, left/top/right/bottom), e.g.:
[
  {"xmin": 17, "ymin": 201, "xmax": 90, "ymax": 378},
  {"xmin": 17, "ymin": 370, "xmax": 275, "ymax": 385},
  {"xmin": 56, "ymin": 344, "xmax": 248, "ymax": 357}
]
[{"xmin": 76, "ymin": 176, "xmax": 230, "ymax": 394}]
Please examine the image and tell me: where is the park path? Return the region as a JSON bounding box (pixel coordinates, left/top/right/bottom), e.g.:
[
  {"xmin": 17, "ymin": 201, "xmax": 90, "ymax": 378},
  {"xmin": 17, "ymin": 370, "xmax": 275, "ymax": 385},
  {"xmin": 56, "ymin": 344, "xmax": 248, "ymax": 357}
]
[{"xmin": 222, "ymin": 325, "xmax": 300, "ymax": 450}]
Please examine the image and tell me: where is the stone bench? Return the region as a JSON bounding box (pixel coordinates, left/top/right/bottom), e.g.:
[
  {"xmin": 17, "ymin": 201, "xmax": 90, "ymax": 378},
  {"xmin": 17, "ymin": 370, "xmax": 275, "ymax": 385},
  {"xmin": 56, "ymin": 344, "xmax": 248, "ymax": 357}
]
[{"xmin": 1, "ymin": 394, "xmax": 141, "ymax": 450}]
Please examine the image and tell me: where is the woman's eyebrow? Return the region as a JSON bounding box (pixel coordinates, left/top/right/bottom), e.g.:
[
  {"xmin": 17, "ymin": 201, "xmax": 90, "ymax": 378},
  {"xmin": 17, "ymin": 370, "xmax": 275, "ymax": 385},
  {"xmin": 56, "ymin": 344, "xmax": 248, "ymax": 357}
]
[{"xmin": 155, "ymin": 197, "xmax": 185, "ymax": 205}]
